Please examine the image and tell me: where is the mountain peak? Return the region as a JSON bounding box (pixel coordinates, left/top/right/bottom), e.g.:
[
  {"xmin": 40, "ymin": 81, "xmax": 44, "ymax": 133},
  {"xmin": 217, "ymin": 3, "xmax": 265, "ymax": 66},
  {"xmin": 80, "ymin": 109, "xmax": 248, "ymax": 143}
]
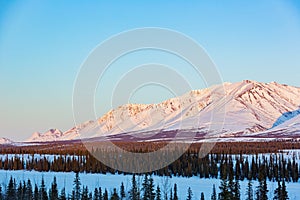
[
  {"xmin": 26, "ymin": 129, "xmax": 63, "ymax": 142},
  {"xmin": 47, "ymin": 129, "xmax": 62, "ymax": 134},
  {"xmin": 0, "ymin": 137, "xmax": 13, "ymax": 145},
  {"xmin": 242, "ymin": 79, "xmax": 258, "ymax": 84}
]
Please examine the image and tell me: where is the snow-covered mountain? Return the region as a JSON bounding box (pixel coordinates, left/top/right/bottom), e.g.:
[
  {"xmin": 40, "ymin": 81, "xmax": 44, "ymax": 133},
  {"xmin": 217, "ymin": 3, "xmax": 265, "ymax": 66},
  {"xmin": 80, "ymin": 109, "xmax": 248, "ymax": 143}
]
[
  {"xmin": 0, "ymin": 137, "xmax": 13, "ymax": 145},
  {"xmin": 25, "ymin": 80, "xmax": 300, "ymax": 142},
  {"xmin": 25, "ymin": 121, "xmax": 94, "ymax": 142},
  {"xmin": 244, "ymin": 112, "xmax": 300, "ymax": 139},
  {"xmin": 61, "ymin": 120, "xmax": 94, "ymax": 140},
  {"xmin": 25, "ymin": 129, "xmax": 63, "ymax": 142}
]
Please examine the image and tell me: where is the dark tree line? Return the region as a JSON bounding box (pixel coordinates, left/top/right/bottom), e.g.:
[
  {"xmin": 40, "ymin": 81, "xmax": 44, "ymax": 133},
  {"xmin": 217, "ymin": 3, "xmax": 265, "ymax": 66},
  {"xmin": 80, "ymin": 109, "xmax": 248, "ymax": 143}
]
[
  {"xmin": 0, "ymin": 173, "xmax": 120, "ymax": 200},
  {"xmin": 217, "ymin": 161, "xmax": 289, "ymax": 200},
  {"xmin": 0, "ymin": 152, "xmax": 298, "ymax": 184},
  {"xmin": 0, "ymin": 173, "xmax": 202, "ymax": 200},
  {"xmin": 1, "ymin": 141, "xmax": 300, "ymax": 160},
  {"xmin": 0, "ymin": 172, "xmax": 290, "ymax": 200}
]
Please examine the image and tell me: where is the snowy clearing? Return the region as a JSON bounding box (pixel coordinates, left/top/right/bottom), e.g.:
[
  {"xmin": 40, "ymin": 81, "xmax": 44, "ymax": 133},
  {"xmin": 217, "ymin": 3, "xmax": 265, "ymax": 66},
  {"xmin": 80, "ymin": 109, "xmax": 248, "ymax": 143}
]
[{"xmin": 0, "ymin": 170, "xmax": 299, "ymax": 199}]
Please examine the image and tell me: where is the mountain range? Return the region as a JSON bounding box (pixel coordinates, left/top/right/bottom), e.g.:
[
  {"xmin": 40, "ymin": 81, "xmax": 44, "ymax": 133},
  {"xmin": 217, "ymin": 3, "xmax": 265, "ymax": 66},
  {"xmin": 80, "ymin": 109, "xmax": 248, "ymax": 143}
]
[{"xmin": 1, "ymin": 80, "xmax": 300, "ymax": 144}]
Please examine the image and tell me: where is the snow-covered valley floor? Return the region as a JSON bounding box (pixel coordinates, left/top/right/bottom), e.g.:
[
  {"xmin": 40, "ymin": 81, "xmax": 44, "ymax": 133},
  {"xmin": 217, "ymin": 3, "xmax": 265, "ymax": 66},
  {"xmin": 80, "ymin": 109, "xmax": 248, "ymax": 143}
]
[{"xmin": 0, "ymin": 170, "xmax": 299, "ymax": 199}]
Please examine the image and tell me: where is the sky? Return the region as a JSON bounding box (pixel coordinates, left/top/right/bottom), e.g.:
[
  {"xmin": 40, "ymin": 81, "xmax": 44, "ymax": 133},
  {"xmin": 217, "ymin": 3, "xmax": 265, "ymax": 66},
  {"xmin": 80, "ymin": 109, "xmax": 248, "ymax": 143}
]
[{"xmin": 0, "ymin": 0, "xmax": 300, "ymax": 141}]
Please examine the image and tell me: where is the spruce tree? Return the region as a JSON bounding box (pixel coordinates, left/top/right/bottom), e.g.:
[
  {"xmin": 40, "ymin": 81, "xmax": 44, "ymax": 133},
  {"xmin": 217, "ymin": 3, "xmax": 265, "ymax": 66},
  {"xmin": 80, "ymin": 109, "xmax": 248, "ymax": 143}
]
[
  {"xmin": 49, "ymin": 176, "xmax": 59, "ymax": 200},
  {"xmin": 73, "ymin": 172, "xmax": 81, "ymax": 200},
  {"xmin": 82, "ymin": 186, "xmax": 89, "ymax": 200},
  {"xmin": 17, "ymin": 182, "xmax": 24, "ymax": 200},
  {"xmin": 256, "ymin": 173, "xmax": 268, "ymax": 200},
  {"xmin": 59, "ymin": 187, "xmax": 67, "ymax": 200},
  {"xmin": 281, "ymin": 180, "xmax": 289, "ymax": 200},
  {"xmin": 246, "ymin": 180, "xmax": 253, "ymax": 200},
  {"xmin": 255, "ymin": 165, "xmax": 264, "ymax": 200},
  {"xmin": 120, "ymin": 182, "xmax": 125, "ymax": 199},
  {"xmin": 71, "ymin": 191, "xmax": 76, "ymax": 200},
  {"xmin": 110, "ymin": 188, "xmax": 120, "ymax": 200},
  {"xmin": 161, "ymin": 177, "xmax": 170, "ymax": 200},
  {"xmin": 99, "ymin": 187, "xmax": 103, "ymax": 200},
  {"xmin": 6, "ymin": 176, "xmax": 16, "ymax": 200},
  {"xmin": 34, "ymin": 184, "xmax": 39, "ymax": 200},
  {"xmin": 228, "ymin": 166, "xmax": 235, "ymax": 200},
  {"xmin": 94, "ymin": 188, "xmax": 99, "ymax": 200},
  {"xmin": 261, "ymin": 179, "xmax": 268, "ymax": 200},
  {"xmin": 186, "ymin": 187, "xmax": 193, "ymax": 200},
  {"xmin": 219, "ymin": 178, "xmax": 230, "ymax": 200},
  {"xmin": 129, "ymin": 175, "xmax": 140, "ymax": 200},
  {"xmin": 273, "ymin": 181, "xmax": 281, "ymax": 200},
  {"xmin": 233, "ymin": 179, "xmax": 240, "ymax": 200},
  {"xmin": 142, "ymin": 174, "xmax": 154, "ymax": 200},
  {"xmin": 211, "ymin": 184, "xmax": 217, "ymax": 200},
  {"xmin": 200, "ymin": 192, "xmax": 205, "ymax": 200},
  {"xmin": 25, "ymin": 179, "xmax": 33, "ymax": 200},
  {"xmin": 142, "ymin": 174, "xmax": 149, "ymax": 200},
  {"xmin": 149, "ymin": 176, "xmax": 155, "ymax": 200},
  {"xmin": 40, "ymin": 177, "xmax": 48, "ymax": 200},
  {"xmin": 0, "ymin": 185, "xmax": 2, "ymax": 200},
  {"xmin": 173, "ymin": 184, "xmax": 178, "ymax": 200},
  {"xmin": 103, "ymin": 189, "xmax": 109, "ymax": 200},
  {"xmin": 156, "ymin": 186, "xmax": 161, "ymax": 200}
]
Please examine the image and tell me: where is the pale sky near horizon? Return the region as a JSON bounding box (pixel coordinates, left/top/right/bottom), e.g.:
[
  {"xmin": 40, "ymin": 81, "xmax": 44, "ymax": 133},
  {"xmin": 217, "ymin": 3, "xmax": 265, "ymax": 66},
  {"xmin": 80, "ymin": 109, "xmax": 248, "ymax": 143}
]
[{"xmin": 1, "ymin": 0, "xmax": 300, "ymax": 141}]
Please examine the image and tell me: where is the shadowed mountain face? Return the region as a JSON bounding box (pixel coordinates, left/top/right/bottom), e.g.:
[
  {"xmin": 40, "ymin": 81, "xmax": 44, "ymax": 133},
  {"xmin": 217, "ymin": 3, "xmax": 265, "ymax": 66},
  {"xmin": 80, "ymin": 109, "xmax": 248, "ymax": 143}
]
[
  {"xmin": 24, "ymin": 80, "xmax": 300, "ymax": 143},
  {"xmin": 272, "ymin": 109, "xmax": 300, "ymax": 128}
]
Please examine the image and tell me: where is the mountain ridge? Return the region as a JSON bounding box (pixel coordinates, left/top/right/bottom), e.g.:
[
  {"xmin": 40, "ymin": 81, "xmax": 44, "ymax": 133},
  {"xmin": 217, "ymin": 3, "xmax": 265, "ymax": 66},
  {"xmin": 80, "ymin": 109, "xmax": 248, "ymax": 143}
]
[{"xmin": 23, "ymin": 80, "xmax": 300, "ymax": 142}]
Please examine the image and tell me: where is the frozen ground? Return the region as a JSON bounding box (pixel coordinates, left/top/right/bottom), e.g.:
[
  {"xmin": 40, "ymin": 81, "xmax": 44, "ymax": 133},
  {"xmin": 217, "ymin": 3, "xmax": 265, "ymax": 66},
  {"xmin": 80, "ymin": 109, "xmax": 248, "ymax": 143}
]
[{"xmin": 0, "ymin": 170, "xmax": 299, "ymax": 199}]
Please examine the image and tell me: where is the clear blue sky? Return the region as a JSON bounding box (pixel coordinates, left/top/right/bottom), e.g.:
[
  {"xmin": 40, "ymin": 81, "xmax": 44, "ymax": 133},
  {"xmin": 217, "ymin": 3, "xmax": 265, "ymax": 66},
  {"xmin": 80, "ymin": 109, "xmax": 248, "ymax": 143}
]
[{"xmin": 1, "ymin": 0, "xmax": 300, "ymax": 141}]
